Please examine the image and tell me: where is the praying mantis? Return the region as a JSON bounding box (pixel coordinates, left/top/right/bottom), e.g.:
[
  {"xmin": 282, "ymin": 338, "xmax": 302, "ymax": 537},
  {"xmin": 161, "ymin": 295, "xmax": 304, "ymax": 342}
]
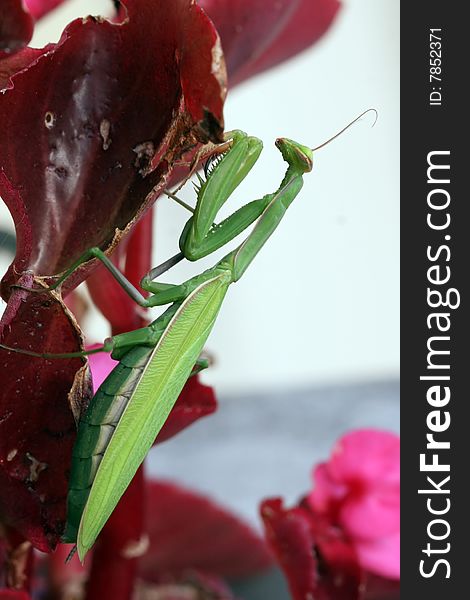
[
  {"xmin": 65, "ymin": 131, "xmax": 312, "ymax": 561},
  {"xmin": 0, "ymin": 111, "xmax": 375, "ymax": 561}
]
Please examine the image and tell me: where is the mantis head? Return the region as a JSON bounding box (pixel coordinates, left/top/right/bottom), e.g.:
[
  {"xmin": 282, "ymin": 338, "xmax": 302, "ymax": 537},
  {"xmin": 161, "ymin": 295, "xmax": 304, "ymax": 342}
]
[{"xmin": 275, "ymin": 138, "xmax": 313, "ymax": 174}]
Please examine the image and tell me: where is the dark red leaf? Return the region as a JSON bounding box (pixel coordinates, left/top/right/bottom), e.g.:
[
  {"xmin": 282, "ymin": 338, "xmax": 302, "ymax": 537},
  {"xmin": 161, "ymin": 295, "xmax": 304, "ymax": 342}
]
[
  {"xmin": 364, "ymin": 574, "xmax": 400, "ymax": 600},
  {"xmin": 0, "ymin": 0, "xmax": 226, "ymax": 300},
  {"xmin": 0, "ymin": 591, "xmax": 30, "ymax": 600},
  {"xmin": 0, "ymin": 47, "xmax": 46, "ymax": 91},
  {"xmin": 139, "ymin": 481, "xmax": 272, "ymax": 582},
  {"xmin": 0, "ymin": 0, "xmax": 33, "ymax": 56},
  {"xmin": 43, "ymin": 480, "xmax": 265, "ymax": 597},
  {"xmin": 261, "ymin": 499, "xmax": 321, "ymax": 600},
  {"xmin": 199, "ymin": 0, "xmax": 340, "ymax": 85},
  {"xmin": 0, "ymin": 0, "xmax": 225, "ymax": 553},
  {"xmin": 0, "ymin": 278, "xmax": 92, "ymax": 552},
  {"xmin": 261, "ymin": 498, "xmax": 362, "ymax": 600}
]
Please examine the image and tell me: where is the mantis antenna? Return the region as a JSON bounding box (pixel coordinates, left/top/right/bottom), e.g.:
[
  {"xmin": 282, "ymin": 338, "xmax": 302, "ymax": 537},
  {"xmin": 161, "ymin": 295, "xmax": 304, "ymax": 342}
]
[{"xmin": 311, "ymin": 108, "xmax": 378, "ymax": 152}]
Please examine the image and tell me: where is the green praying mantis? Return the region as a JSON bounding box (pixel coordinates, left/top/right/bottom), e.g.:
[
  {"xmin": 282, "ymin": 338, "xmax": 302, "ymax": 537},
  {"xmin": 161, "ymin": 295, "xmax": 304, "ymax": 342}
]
[{"xmin": 0, "ymin": 111, "xmax": 376, "ymax": 561}]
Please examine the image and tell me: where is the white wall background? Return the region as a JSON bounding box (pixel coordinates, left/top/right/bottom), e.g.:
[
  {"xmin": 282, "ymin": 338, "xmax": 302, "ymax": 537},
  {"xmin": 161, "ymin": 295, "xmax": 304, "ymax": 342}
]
[{"xmin": 0, "ymin": 0, "xmax": 399, "ymax": 395}]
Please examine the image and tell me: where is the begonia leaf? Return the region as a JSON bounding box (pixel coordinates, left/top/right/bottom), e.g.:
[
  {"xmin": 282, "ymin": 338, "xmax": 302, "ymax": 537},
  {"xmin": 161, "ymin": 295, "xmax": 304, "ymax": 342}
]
[
  {"xmin": 139, "ymin": 481, "xmax": 273, "ymax": 582},
  {"xmin": 0, "ymin": 0, "xmax": 33, "ymax": 56},
  {"xmin": 0, "ymin": 280, "xmax": 92, "ymax": 552},
  {"xmin": 0, "ymin": 0, "xmax": 226, "ymax": 300},
  {"xmin": 0, "ymin": 591, "xmax": 30, "ymax": 600},
  {"xmin": 364, "ymin": 574, "xmax": 400, "ymax": 600},
  {"xmin": 261, "ymin": 498, "xmax": 361, "ymax": 600},
  {"xmin": 0, "ymin": 0, "xmax": 225, "ymax": 552},
  {"xmin": 199, "ymin": 0, "xmax": 340, "ymax": 85}
]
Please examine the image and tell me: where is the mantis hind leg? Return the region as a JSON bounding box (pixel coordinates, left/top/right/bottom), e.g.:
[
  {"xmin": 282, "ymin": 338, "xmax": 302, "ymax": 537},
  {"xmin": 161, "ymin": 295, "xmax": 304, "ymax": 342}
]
[{"xmin": 11, "ymin": 247, "xmax": 151, "ymax": 308}]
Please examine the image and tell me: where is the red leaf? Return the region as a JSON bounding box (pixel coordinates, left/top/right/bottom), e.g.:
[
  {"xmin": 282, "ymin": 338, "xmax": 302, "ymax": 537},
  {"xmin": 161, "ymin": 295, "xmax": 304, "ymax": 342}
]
[
  {"xmin": 0, "ymin": 279, "xmax": 92, "ymax": 552},
  {"xmin": 0, "ymin": 0, "xmax": 225, "ymax": 553},
  {"xmin": 199, "ymin": 0, "xmax": 340, "ymax": 85},
  {"xmin": 261, "ymin": 499, "xmax": 322, "ymax": 600},
  {"xmin": 139, "ymin": 481, "xmax": 272, "ymax": 582},
  {"xmin": 0, "ymin": 591, "xmax": 31, "ymax": 600},
  {"xmin": 364, "ymin": 575, "xmax": 400, "ymax": 600},
  {"xmin": 0, "ymin": 0, "xmax": 226, "ymax": 300},
  {"xmin": 261, "ymin": 498, "xmax": 362, "ymax": 600},
  {"xmin": 0, "ymin": 1, "xmax": 33, "ymax": 56}
]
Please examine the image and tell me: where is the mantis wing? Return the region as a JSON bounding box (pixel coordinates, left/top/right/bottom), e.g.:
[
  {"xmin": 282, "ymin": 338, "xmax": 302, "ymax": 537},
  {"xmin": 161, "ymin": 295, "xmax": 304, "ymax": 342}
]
[{"xmin": 76, "ymin": 273, "xmax": 230, "ymax": 560}]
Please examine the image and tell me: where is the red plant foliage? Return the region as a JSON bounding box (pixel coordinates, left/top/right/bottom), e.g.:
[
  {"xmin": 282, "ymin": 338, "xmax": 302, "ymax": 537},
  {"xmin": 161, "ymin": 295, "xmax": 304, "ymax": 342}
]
[
  {"xmin": 0, "ymin": 0, "xmax": 340, "ymax": 595},
  {"xmin": 261, "ymin": 497, "xmax": 400, "ymax": 600},
  {"xmin": 0, "ymin": 0, "xmax": 226, "ymax": 554},
  {"xmin": 0, "ymin": 1, "xmax": 33, "ymax": 56}
]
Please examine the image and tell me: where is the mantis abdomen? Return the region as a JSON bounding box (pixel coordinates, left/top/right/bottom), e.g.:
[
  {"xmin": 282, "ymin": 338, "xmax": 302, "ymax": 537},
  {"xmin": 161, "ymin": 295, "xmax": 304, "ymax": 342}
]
[
  {"xmin": 65, "ymin": 274, "xmax": 230, "ymax": 559},
  {"xmin": 64, "ymin": 344, "xmax": 153, "ymax": 543}
]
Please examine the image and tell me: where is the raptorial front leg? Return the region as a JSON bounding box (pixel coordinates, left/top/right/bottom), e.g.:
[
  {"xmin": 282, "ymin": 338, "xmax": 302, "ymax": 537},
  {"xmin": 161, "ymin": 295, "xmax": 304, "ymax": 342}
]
[{"xmin": 179, "ymin": 130, "xmax": 263, "ymax": 260}]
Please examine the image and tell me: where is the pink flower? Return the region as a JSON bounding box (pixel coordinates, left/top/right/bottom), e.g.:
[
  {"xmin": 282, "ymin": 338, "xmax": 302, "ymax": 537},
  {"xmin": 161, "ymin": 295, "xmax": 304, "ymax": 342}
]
[{"xmin": 308, "ymin": 429, "xmax": 400, "ymax": 580}]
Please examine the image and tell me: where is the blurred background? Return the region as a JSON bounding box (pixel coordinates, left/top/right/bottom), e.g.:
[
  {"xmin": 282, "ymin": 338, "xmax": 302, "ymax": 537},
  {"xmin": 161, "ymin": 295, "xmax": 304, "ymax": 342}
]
[{"xmin": 0, "ymin": 0, "xmax": 399, "ymax": 551}]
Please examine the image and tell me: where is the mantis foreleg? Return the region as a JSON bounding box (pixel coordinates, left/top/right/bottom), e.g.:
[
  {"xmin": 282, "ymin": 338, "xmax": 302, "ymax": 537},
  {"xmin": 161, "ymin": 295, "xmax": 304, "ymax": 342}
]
[{"xmin": 177, "ymin": 130, "xmax": 263, "ymax": 260}]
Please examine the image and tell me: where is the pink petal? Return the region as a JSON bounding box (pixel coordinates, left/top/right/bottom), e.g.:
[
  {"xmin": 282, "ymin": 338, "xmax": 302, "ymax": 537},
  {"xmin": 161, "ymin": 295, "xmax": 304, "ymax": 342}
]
[
  {"xmin": 329, "ymin": 430, "xmax": 400, "ymax": 488},
  {"xmin": 340, "ymin": 492, "xmax": 400, "ymax": 540},
  {"xmin": 355, "ymin": 531, "xmax": 400, "ymax": 580},
  {"xmin": 309, "ymin": 463, "xmax": 348, "ymax": 513}
]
